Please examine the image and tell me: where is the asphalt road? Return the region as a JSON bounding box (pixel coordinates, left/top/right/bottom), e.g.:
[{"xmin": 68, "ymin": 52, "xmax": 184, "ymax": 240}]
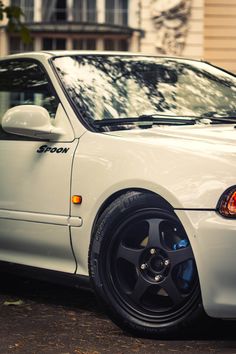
[{"xmin": 0, "ymin": 272, "xmax": 236, "ymax": 354}]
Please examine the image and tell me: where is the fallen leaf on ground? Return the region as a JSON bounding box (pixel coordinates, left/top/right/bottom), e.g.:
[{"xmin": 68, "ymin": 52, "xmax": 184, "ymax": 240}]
[{"xmin": 3, "ymin": 299, "xmax": 24, "ymax": 306}]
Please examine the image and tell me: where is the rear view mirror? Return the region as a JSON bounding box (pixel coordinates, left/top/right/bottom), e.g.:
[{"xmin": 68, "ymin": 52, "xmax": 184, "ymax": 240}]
[{"xmin": 2, "ymin": 105, "xmax": 64, "ymax": 139}]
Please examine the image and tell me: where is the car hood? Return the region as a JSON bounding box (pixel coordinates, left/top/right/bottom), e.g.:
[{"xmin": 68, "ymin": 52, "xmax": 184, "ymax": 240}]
[
  {"xmin": 78, "ymin": 123, "xmax": 236, "ymax": 210},
  {"xmin": 100, "ymin": 123, "xmax": 236, "ymax": 209},
  {"xmin": 104, "ymin": 123, "xmax": 236, "ymax": 147}
]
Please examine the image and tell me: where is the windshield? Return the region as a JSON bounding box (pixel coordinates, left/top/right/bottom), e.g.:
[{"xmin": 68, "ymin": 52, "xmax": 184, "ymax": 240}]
[{"xmin": 53, "ymin": 55, "xmax": 236, "ymax": 129}]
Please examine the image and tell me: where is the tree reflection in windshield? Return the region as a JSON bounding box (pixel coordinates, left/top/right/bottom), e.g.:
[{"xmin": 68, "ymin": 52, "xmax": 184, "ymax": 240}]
[{"xmin": 53, "ymin": 55, "xmax": 236, "ymax": 126}]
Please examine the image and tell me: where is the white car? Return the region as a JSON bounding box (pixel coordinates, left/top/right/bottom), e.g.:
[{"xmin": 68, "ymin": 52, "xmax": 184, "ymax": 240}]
[{"xmin": 0, "ymin": 51, "xmax": 236, "ymax": 337}]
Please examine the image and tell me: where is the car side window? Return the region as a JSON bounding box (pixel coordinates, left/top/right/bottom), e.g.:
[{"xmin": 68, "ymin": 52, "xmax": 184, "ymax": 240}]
[{"xmin": 0, "ymin": 59, "xmax": 59, "ymax": 140}]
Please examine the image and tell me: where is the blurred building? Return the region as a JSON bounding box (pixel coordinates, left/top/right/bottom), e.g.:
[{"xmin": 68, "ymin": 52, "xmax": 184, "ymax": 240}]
[
  {"xmin": 0, "ymin": 0, "xmax": 236, "ymax": 73},
  {"xmin": 140, "ymin": 0, "xmax": 236, "ymax": 73},
  {"xmin": 0, "ymin": 0, "xmax": 142, "ymax": 54}
]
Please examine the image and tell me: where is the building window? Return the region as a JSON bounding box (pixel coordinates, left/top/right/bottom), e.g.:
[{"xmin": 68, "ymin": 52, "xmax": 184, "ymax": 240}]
[
  {"xmin": 73, "ymin": 39, "xmax": 96, "ymax": 50},
  {"xmin": 73, "ymin": 0, "xmax": 97, "ymax": 22},
  {"xmin": 104, "ymin": 38, "xmax": 128, "ymax": 51},
  {"xmin": 105, "ymin": 0, "xmax": 128, "ymax": 26},
  {"xmin": 11, "ymin": 0, "xmax": 34, "ymax": 22},
  {"xmin": 9, "ymin": 36, "xmax": 34, "ymax": 54},
  {"xmin": 42, "ymin": 0, "xmax": 67, "ymax": 22},
  {"xmin": 42, "ymin": 38, "xmax": 66, "ymax": 50}
]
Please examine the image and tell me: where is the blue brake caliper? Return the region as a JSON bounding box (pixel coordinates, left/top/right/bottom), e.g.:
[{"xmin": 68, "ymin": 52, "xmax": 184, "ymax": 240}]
[{"xmin": 173, "ymin": 239, "xmax": 194, "ymax": 291}]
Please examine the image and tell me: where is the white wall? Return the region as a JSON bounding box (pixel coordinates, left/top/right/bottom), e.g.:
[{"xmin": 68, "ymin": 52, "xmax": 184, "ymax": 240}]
[
  {"xmin": 183, "ymin": 0, "xmax": 204, "ymax": 59},
  {"xmin": 204, "ymin": 0, "xmax": 236, "ymax": 72},
  {"xmin": 0, "ymin": 0, "xmax": 10, "ymax": 57}
]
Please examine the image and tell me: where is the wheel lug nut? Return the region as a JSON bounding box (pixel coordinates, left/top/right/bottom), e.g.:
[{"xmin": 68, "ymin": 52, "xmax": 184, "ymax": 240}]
[
  {"xmin": 164, "ymin": 259, "xmax": 170, "ymax": 266},
  {"xmin": 140, "ymin": 263, "xmax": 148, "ymax": 270},
  {"xmin": 155, "ymin": 275, "xmax": 162, "ymax": 282},
  {"xmin": 150, "ymin": 248, "xmax": 156, "ymax": 255}
]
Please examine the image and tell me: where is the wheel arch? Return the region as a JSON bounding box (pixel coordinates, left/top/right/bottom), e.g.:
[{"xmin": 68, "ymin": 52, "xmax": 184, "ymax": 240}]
[
  {"xmin": 90, "ymin": 188, "xmax": 199, "ymax": 272},
  {"xmin": 91, "ymin": 188, "xmax": 174, "ymax": 238}
]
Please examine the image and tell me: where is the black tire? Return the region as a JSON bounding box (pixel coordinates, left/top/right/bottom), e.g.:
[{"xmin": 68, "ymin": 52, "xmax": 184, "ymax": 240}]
[{"xmin": 89, "ymin": 191, "xmax": 203, "ymax": 337}]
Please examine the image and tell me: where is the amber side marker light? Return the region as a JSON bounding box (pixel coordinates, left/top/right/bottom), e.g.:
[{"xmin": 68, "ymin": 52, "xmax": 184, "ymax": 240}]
[
  {"xmin": 72, "ymin": 195, "xmax": 82, "ymax": 204},
  {"xmin": 218, "ymin": 189, "xmax": 236, "ymax": 217}
]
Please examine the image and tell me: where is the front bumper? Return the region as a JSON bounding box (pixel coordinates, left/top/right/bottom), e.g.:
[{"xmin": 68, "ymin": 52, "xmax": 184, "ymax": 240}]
[{"xmin": 176, "ymin": 209, "xmax": 236, "ymax": 319}]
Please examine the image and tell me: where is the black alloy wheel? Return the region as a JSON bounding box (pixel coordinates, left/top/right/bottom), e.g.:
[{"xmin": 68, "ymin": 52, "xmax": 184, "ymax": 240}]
[{"xmin": 89, "ymin": 191, "xmax": 202, "ymax": 337}]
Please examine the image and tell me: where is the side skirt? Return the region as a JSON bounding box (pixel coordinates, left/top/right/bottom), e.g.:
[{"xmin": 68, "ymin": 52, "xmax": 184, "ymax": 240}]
[{"xmin": 0, "ymin": 261, "xmax": 91, "ymax": 290}]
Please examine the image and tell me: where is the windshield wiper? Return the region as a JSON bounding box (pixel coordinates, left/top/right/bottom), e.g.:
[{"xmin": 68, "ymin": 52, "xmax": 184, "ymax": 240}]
[
  {"xmin": 202, "ymin": 111, "xmax": 236, "ymax": 124},
  {"xmin": 93, "ymin": 114, "xmax": 198, "ymax": 127},
  {"xmin": 204, "ymin": 117, "xmax": 236, "ymax": 124}
]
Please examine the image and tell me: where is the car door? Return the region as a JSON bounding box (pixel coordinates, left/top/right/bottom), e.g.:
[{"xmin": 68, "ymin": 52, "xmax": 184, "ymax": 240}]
[{"xmin": 0, "ymin": 58, "xmax": 77, "ymax": 273}]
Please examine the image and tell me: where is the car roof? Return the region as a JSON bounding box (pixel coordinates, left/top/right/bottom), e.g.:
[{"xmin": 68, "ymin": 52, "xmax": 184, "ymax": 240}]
[{"xmin": 0, "ymin": 50, "xmax": 202, "ymax": 64}]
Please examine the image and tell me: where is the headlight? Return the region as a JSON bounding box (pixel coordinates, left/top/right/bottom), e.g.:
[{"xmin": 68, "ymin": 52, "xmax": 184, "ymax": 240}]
[{"xmin": 217, "ymin": 186, "xmax": 236, "ymax": 217}]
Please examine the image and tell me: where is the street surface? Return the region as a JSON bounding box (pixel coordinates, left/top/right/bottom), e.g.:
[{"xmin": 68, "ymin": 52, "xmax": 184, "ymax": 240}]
[{"xmin": 0, "ymin": 272, "xmax": 235, "ymax": 354}]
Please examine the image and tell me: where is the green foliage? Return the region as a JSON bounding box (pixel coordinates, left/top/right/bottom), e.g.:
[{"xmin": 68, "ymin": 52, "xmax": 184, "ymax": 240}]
[{"xmin": 0, "ymin": 0, "xmax": 31, "ymax": 44}]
